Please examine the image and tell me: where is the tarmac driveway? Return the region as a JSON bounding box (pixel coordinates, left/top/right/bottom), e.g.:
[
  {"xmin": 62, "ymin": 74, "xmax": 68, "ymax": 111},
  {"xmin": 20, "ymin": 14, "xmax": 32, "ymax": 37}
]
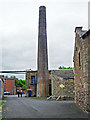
[{"xmin": 2, "ymin": 95, "xmax": 89, "ymax": 119}]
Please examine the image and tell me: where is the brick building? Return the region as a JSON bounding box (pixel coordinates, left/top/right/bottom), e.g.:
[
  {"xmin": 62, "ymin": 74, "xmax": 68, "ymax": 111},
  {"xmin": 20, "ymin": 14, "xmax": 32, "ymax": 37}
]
[
  {"xmin": 4, "ymin": 78, "xmax": 16, "ymax": 95},
  {"xmin": 74, "ymin": 27, "xmax": 90, "ymax": 112}
]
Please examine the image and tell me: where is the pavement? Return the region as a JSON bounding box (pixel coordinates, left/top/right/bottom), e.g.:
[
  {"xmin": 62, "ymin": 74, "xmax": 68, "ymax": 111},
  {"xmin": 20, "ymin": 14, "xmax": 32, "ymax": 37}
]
[{"xmin": 2, "ymin": 95, "xmax": 90, "ymax": 119}]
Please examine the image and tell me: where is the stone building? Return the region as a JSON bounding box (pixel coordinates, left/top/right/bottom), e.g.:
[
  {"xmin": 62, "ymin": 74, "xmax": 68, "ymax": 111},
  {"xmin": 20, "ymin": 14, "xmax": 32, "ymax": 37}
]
[
  {"xmin": 4, "ymin": 78, "xmax": 16, "ymax": 95},
  {"xmin": 26, "ymin": 71, "xmax": 37, "ymax": 97},
  {"xmin": 49, "ymin": 70, "xmax": 74, "ymax": 98},
  {"xmin": 74, "ymin": 27, "xmax": 90, "ymax": 112},
  {"xmin": 26, "ymin": 70, "xmax": 74, "ymax": 98},
  {"xmin": 0, "ymin": 75, "xmax": 4, "ymax": 100}
]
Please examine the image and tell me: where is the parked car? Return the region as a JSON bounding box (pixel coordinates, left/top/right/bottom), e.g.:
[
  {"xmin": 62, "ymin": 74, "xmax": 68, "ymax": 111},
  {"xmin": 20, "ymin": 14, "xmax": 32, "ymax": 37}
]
[{"xmin": 4, "ymin": 92, "xmax": 10, "ymax": 95}]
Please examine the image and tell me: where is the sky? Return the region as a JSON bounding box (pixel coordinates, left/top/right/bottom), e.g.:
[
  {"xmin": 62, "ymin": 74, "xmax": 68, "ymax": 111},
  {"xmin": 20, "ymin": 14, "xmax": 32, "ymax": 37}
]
[{"xmin": 0, "ymin": 0, "xmax": 89, "ymax": 79}]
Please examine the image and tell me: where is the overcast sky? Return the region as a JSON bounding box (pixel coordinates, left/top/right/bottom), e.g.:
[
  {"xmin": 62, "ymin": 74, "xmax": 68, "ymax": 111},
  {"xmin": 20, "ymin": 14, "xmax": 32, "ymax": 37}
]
[{"xmin": 0, "ymin": 0, "xmax": 89, "ymax": 79}]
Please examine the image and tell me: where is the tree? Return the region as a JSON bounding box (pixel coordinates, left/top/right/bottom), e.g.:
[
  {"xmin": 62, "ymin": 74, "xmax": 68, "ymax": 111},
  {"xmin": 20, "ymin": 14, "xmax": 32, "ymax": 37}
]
[
  {"xmin": 15, "ymin": 79, "xmax": 26, "ymax": 89},
  {"xmin": 58, "ymin": 66, "xmax": 73, "ymax": 69},
  {"xmin": 4, "ymin": 75, "xmax": 8, "ymax": 78}
]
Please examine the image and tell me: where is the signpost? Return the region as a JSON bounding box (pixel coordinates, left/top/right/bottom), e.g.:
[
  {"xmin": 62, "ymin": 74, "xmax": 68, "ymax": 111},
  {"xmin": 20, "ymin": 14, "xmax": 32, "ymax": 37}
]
[
  {"xmin": 60, "ymin": 84, "xmax": 64, "ymax": 89},
  {"xmin": 60, "ymin": 84, "xmax": 64, "ymax": 97},
  {"xmin": 56, "ymin": 84, "xmax": 65, "ymax": 100}
]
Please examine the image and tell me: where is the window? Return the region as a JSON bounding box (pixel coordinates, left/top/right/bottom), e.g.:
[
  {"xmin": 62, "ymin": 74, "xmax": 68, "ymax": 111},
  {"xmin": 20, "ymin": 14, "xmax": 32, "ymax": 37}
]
[
  {"xmin": 31, "ymin": 76, "xmax": 35, "ymax": 84},
  {"xmin": 79, "ymin": 52, "xmax": 81, "ymax": 67}
]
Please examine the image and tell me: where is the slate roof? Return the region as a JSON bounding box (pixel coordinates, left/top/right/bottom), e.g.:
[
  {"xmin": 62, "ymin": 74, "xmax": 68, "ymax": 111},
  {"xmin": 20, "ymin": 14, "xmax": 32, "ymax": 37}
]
[
  {"xmin": 0, "ymin": 75, "xmax": 4, "ymax": 78},
  {"xmin": 0, "ymin": 75, "xmax": 4, "ymax": 82},
  {"xmin": 81, "ymin": 29, "xmax": 90, "ymax": 39},
  {"xmin": 51, "ymin": 69, "xmax": 74, "ymax": 79},
  {"xmin": 76, "ymin": 30, "xmax": 87, "ymax": 37},
  {"xmin": 5, "ymin": 78, "xmax": 15, "ymax": 80}
]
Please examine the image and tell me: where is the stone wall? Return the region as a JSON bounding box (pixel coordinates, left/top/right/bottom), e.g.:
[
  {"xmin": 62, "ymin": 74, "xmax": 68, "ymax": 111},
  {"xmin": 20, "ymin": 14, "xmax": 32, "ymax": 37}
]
[
  {"xmin": 26, "ymin": 71, "xmax": 37, "ymax": 97},
  {"xmin": 0, "ymin": 79, "xmax": 4, "ymax": 100},
  {"xmin": 0, "ymin": 76, "xmax": 4, "ymax": 99},
  {"xmin": 50, "ymin": 74, "xmax": 74, "ymax": 98},
  {"xmin": 74, "ymin": 27, "xmax": 90, "ymax": 112},
  {"xmin": 26, "ymin": 70, "xmax": 74, "ymax": 98}
]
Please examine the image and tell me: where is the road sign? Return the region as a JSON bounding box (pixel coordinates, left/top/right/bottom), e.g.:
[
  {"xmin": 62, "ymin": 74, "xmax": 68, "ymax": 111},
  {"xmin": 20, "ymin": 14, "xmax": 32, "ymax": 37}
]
[{"xmin": 60, "ymin": 84, "xmax": 64, "ymax": 88}]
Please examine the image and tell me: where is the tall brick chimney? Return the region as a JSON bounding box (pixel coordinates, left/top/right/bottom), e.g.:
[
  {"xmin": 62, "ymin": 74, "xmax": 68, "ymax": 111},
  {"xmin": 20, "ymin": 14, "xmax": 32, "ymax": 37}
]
[{"xmin": 37, "ymin": 6, "xmax": 49, "ymax": 97}]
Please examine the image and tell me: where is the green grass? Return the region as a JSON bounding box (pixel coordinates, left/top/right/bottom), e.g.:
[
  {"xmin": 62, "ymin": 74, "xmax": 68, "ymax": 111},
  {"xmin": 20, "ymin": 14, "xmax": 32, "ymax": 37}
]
[
  {"xmin": 31, "ymin": 97, "xmax": 47, "ymax": 100},
  {"xmin": 0, "ymin": 101, "xmax": 5, "ymax": 120},
  {"xmin": 0, "ymin": 117, "xmax": 6, "ymax": 120},
  {"xmin": 0, "ymin": 101, "xmax": 4, "ymax": 106}
]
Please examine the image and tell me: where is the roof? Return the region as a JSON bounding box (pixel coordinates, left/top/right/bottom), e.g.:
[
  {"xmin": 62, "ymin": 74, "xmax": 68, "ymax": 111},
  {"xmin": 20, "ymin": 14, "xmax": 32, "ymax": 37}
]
[
  {"xmin": 5, "ymin": 78, "xmax": 15, "ymax": 80},
  {"xmin": 51, "ymin": 69, "xmax": 74, "ymax": 79},
  {"xmin": 81, "ymin": 29, "xmax": 90, "ymax": 39},
  {"xmin": 75, "ymin": 27, "xmax": 83, "ymax": 32},
  {"xmin": 26, "ymin": 70, "xmax": 37, "ymax": 73},
  {"xmin": 0, "ymin": 75, "xmax": 4, "ymax": 78},
  {"xmin": 0, "ymin": 75, "xmax": 4, "ymax": 82},
  {"xmin": 76, "ymin": 30, "xmax": 87, "ymax": 37}
]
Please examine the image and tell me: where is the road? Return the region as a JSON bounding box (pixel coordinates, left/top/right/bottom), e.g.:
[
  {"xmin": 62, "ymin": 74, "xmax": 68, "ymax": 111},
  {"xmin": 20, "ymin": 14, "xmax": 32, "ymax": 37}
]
[{"xmin": 2, "ymin": 95, "xmax": 89, "ymax": 119}]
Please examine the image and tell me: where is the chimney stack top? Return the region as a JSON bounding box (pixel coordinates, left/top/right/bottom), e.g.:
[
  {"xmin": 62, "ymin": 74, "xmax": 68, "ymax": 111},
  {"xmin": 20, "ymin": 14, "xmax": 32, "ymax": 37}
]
[
  {"xmin": 39, "ymin": 6, "xmax": 46, "ymax": 10},
  {"xmin": 75, "ymin": 27, "xmax": 83, "ymax": 32}
]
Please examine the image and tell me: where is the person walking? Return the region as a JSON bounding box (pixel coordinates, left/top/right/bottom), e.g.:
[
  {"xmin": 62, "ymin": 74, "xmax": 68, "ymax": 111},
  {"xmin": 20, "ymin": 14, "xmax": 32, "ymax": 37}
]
[
  {"xmin": 28, "ymin": 89, "xmax": 32, "ymax": 97},
  {"xmin": 17, "ymin": 89, "xmax": 20, "ymax": 97},
  {"xmin": 21, "ymin": 90, "xmax": 23, "ymax": 97}
]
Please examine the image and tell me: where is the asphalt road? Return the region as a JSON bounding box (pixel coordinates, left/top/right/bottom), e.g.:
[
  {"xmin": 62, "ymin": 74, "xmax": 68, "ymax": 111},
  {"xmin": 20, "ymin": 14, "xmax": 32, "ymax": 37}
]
[{"xmin": 2, "ymin": 95, "xmax": 89, "ymax": 119}]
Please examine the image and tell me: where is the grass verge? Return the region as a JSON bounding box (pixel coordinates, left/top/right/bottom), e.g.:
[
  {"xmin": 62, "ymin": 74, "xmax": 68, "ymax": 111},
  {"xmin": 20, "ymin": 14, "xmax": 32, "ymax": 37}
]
[
  {"xmin": 0, "ymin": 102, "xmax": 4, "ymax": 106},
  {"xmin": 0, "ymin": 117, "xmax": 6, "ymax": 120},
  {"xmin": 31, "ymin": 97, "xmax": 47, "ymax": 100}
]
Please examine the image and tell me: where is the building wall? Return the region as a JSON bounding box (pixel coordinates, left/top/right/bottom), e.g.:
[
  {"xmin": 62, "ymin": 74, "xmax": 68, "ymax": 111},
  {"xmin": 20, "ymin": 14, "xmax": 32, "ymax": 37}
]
[
  {"xmin": 1, "ymin": 80, "xmax": 4, "ymax": 99},
  {"xmin": 26, "ymin": 71, "xmax": 37, "ymax": 97},
  {"xmin": 0, "ymin": 76, "xmax": 4, "ymax": 100},
  {"xmin": 5, "ymin": 78, "xmax": 16, "ymax": 95},
  {"xmin": 26, "ymin": 70, "xmax": 74, "ymax": 98},
  {"xmin": 74, "ymin": 27, "xmax": 90, "ymax": 112},
  {"xmin": 50, "ymin": 74, "xmax": 74, "ymax": 98},
  {"xmin": 0, "ymin": 80, "xmax": 4, "ymax": 100},
  {"xmin": 88, "ymin": 33, "xmax": 90, "ymax": 113}
]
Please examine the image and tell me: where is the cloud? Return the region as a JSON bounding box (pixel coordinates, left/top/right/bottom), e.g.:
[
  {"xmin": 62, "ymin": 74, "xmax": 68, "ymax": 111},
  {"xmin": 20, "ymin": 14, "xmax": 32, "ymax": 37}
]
[{"xmin": 0, "ymin": 0, "xmax": 88, "ymax": 79}]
